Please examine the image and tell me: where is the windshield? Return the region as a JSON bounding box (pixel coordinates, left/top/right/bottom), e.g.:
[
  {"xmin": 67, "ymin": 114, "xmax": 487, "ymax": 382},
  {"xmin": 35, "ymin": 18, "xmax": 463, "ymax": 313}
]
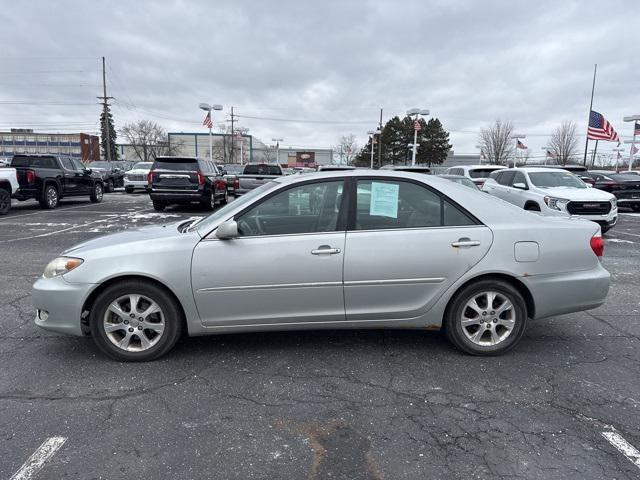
[
  {"xmin": 243, "ymin": 164, "xmax": 281, "ymax": 175},
  {"xmin": 133, "ymin": 162, "xmax": 153, "ymax": 170},
  {"xmin": 529, "ymin": 172, "xmax": 586, "ymax": 188},
  {"xmin": 469, "ymin": 168, "xmax": 501, "ymax": 179},
  {"xmin": 90, "ymin": 162, "xmax": 112, "ymax": 169},
  {"xmin": 221, "ymin": 164, "xmax": 243, "ymax": 174},
  {"xmin": 191, "ymin": 181, "xmax": 276, "ymax": 233}
]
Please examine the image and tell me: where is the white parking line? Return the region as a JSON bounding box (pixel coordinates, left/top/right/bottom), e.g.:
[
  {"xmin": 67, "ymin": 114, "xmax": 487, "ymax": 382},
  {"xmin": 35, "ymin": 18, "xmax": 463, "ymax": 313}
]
[
  {"xmin": 602, "ymin": 429, "xmax": 640, "ymax": 470},
  {"xmin": 0, "ymin": 202, "xmax": 110, "ymax": 222},
  {"xmin": 9, "ymin": 436, "xmax": 67, "ymax": 480}
]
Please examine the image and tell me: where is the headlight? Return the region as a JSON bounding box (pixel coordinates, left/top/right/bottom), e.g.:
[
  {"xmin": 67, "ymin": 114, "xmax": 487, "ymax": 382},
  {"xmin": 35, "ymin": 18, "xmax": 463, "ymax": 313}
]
[
  {"xmin": 43, "ymin": 257, "xmax": 84, "ymax": 278},
  {"xmin": 544, "ymin": 196, "xmax": 569, "ymax": 211},
  {"xmin": 611, "ymin": 197, "xmax": 617, "ymax": 208}
]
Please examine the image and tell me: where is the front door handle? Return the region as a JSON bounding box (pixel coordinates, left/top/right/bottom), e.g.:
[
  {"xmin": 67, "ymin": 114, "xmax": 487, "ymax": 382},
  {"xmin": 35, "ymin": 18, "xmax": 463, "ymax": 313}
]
[
  {"xmin": 311, "ymin": 245, "xmax": 341, "ymax": 255},
  {"xmin": 451, "ymin": 239, "xmax": 481, "ymax": 248}
]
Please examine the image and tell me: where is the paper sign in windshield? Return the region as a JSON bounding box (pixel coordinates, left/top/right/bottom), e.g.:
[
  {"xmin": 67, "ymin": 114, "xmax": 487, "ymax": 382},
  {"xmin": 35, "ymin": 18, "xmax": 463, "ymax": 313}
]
[{"xmin": 370, "ymin": 182, "xmax": 399, "ymax": 218}]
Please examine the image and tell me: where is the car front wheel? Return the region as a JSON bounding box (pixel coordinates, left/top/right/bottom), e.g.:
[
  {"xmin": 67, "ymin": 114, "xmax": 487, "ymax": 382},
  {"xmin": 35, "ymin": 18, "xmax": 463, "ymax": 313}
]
[
  {"xmin": 39, "ymin": 185, "xmax": 59, "ymax": 209},
  {"xmin": 90, "ymin": 280, "xmax": 183, "ymax": 361},
  {"xmin": 444, "ymin": 279, "xmax": 527, "ymax": 355}
]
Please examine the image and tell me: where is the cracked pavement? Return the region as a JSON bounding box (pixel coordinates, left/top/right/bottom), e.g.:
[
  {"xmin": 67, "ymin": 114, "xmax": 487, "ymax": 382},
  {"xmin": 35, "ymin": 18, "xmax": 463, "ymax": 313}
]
[{"xmin": 1, "ymin": 192, "xmax": 639, "ymax": 479}]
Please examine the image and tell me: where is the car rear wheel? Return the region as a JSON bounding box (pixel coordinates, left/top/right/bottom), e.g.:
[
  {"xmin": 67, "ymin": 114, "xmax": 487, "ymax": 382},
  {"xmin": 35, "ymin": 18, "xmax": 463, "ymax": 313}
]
[
  {"xmin": 90, "ymin": 183, "xmax": 103, "ymax": 203},
  {"xmin": 0, "ymin": 188, "xmax": 10, "ymax": 215},
  {"xmin": 152, "ymin": 200, "xmax": 166, "ymax": 211},
  {"xmin": 202, "ymin": 191, "xmax": 215, "ymax": 211},
  {"xmin": 220, "ymin": 188, "xmax": 229, "ymax": 205},
  {"xmin": 90, "ymin": 280, "xmax": 183, "ymax": 361},
  {"xmin": 444, "ymin": 279, "xmax": 527, "ymax": 355},
  {"xmin": 39, "ymin": 185, "xmax": 59, "ymax": 209}
]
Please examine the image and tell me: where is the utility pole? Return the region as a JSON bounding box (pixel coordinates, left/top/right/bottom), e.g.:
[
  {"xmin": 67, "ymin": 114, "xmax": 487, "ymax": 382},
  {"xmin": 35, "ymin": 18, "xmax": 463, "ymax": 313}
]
[
  {"xmin": 582, "ymin": 64, "xmax": 597, "ymax": 165},
  {"xmin": 97, "ymin": 56, "xmax": 114, "ymax": 163}
]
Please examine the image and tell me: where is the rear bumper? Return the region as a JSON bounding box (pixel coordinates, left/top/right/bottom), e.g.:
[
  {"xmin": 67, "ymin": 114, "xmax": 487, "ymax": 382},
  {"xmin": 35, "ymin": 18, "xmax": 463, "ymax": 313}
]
[
  {"xmin": 524, "ymin": 263, "xmax": 610, "ymax": 320},
  {"xmin": 33, "ymin": 275, "xmax": 94, "ymax": 337},
  {"xmin": 13, "ymin": 188, "xmax": 39, "ymax": 200},
  {"xmin": 150, "ymin": 191, "xmax": 205, "ymax": 204}
]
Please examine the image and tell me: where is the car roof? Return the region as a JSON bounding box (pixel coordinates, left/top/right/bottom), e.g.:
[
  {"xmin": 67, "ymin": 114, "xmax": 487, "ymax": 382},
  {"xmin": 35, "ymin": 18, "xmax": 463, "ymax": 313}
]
[
  {"xmin": 439, "ymin": 174, "xmax": 469, "ymax": 179},
  {"xmin": 450, "ymin": 165, "xmax": 506, "ymax": 170},
  {"xmin": 507, "ymin": 167, "xmax": 571, "ymax": 173}
]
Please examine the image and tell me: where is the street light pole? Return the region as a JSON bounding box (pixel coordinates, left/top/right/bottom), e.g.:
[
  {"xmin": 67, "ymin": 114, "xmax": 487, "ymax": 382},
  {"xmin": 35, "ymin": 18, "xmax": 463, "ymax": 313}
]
[
  {"xmin": 199, "ymin": 103, "xmax": 223, "ymax": 163},
  {"xmin": 367, "ymin": 130, "xmax": 381, "ymax": 169},
  {"xmin": 623, "ymin": 115, "xmax": 640, "ymax": 171},
  {"xmin": 272, "ymin": 138, "xmax": 283, "ymax": 165},
  {"xmin": 406, "ymin": 108, "xmax": 429, "ymax": 166}
]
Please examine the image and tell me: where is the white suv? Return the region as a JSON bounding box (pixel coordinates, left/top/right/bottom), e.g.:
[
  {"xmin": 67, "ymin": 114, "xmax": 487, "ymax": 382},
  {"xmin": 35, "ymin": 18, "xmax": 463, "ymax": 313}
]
[
  {"xmin": 482, "ymin": 167, "xmax": 617, "ymax": 233},
  {"xmin": 444, "ymin": 165, "xmax": 506, "ymax": 188}
]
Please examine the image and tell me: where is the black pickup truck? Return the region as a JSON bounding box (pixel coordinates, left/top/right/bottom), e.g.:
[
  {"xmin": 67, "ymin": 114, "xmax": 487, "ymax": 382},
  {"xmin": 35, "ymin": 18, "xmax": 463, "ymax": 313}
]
[{"xmin": 11, "ymin": 155, "xmax": 105, "ymax": 209}]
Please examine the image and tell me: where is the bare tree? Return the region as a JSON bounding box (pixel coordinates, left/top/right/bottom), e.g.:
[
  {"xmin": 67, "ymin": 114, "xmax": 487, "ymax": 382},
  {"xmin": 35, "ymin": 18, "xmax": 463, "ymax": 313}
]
[
  {"xmin": 334, "ymin": 134, "xmax": 359, "ymax": 164},
  {"xmin": 478, "ymin": 120, "xmax": 514, "ymax": 165},
  {"xmin": 120, "ymin": 120, "xmax": 180, "ymax": 162},
  {"xmin": 548, "ymin": 121, "xmax": 579, "ymax": 165}
]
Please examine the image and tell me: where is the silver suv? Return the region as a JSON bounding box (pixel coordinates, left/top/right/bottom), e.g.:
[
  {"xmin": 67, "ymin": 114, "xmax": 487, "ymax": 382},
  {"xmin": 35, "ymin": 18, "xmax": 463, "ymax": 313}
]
[{"xmin": 482, "ymin": 167, "xmax": 617, "ymax": 233}]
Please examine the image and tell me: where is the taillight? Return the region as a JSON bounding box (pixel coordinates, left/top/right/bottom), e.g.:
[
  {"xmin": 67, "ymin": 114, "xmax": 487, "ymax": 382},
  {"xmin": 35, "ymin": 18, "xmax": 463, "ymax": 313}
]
[
  {"xmin": 26, "ymin": 170, "xmax": 35, "ymax": 184},
  {"xmin": 590, "ymin": 234, "xmax": 604, "ymax": 257},
  {"xmin": 198, "ymin": 172, "xmax": 205, "ymax": 185},
  {"xmin": 234, "ymin": 178, "xmax": 240, "ymax": 189},
  {"xmin": 147, "ymin": 171, "xmax": 154, "ymax": 184}
]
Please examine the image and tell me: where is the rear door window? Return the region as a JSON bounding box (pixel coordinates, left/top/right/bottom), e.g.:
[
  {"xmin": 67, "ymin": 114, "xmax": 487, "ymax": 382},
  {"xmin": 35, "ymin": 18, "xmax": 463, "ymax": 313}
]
[
  {"xmin": 511, "ymin": 172, "xmax": 527, "ymax": 187},
  {"xmin": 497, "ymin": 171, "xmax": 515, "ymax": 186},
  {"xmin": 60, "ymin": 158, "xmax": 75, "ymax": 170}
]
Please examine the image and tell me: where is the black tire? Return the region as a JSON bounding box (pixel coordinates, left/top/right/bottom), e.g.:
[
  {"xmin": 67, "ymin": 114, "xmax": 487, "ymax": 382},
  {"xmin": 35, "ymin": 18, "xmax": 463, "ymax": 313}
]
[
  {"xmin": 201, "ymin": 191, "xmax": 215, "ymax": 211},
  {"xmin": 0, "ymin": 188, "xmax": 10, "ymax": 215},
  {"xmin": 89, "ymin": 280, "xmax": 183, "ymax": 361},
  {"xmin": 152, "ymin": 200, "xmax": 166, "ymax": 211},
  {"xmin": 524, "ymin": 202, "xmax": 541, "ymax": 212},
  {"xmin": 220, "ymin": 188, "xmax": 229, "ymax": 205},
  {"xmin": 444, "ymin": 279, "xmax": 528, "ymax": 356},
  {"xmin": 39, "ymin": 184, "xmax": 59, "ymax": 209},
  {"xmin": 90, "ymin": 182, "xmax": 104, "ymax": 203},
  {"xmin": 105, "ymin": 179, "xmax": 114, "ymax": 193},
  {"xmin": 125, "ymin": 186, "xmax": 134, "ymax": 194}
]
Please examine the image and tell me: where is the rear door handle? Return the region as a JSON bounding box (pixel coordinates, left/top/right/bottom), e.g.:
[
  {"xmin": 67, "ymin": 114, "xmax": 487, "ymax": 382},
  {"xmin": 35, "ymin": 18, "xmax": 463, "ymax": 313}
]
[
  {"xmin": 451, "ymin": 239, "xmax": 481, "ymax": 247},
  {"xmin": 311, "ymin": 245, "xmax": 341, "ymax": 255}
]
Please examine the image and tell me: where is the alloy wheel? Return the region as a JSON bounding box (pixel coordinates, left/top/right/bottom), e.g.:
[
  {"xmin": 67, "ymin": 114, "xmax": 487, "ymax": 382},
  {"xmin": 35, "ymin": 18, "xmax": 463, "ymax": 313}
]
[
  {"xmin": 47, "ymin": 187, "xmax": 58, "ymax": 208},
  {"xmin": 460, "ymin": 291, "xmax": 516, "ymax": 346},
  {"xmin": 102, "ymin": 294, "xmax": 165, "ymax": 352}
]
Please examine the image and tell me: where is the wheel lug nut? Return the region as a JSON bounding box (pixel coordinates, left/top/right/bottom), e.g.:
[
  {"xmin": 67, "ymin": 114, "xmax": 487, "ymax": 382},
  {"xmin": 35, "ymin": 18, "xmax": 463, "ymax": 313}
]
[
  {"xmin": 482, "ymin": 311, "xmax": 487, "ymax": 316},
  {"xmin": 123, "ymin": 320, "xmax": 129, "ymax": 324},
  {"xmin": 130, "ymin": 313, "xmax": 135, "ymax": 318},
  {"xmin": 493, "ymin": 319, "xmax": 497, "ymax": 323},
  {"xmin": 139, "ymin": 317, "xmax": 143, "ymax": 321},
  {"xmin": 128, "ymin": 327, "xmax": 134, "ymax": 332},
  {"xmin": 490, "ymin": 311, "xmax": 495, "ymax": 315},
  {"xmin": 138, "ymin": 326, "xmax": 143, "ymax": 330}
]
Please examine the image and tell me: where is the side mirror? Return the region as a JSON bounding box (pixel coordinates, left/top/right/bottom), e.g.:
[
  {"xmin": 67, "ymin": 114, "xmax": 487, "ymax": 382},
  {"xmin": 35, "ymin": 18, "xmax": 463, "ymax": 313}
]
[
  {"xmin": 215, "ymin": 220, "xmax": 238, "ymax": 239},
  {"xmin": 221, "ymin": 169, "xmax": 227, "ymax": 175},
  {"xmin": 513, "ymin": 182, "xmax": 527, "ymax": 190},
  {"xmin": 84, "ymin": 168, "xmax": 92, "ymax": 174}
]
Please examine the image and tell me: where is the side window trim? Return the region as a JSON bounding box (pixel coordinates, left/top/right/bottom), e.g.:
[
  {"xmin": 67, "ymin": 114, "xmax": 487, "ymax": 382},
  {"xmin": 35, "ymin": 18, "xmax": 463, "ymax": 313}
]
[{"xmin": 347, "ymin": 176, "xmax": 482, "ymax": 231}]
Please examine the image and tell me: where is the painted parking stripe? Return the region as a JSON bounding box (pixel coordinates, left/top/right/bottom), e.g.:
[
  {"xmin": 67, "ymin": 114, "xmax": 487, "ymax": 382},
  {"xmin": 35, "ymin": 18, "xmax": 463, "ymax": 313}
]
[
  {"xmin": 9, "ymin": 436, "xmax": 67, "ymax": 480},
  {"xmin": 602, "ymin": 430, "xmax": 640, "ymax": 470},
  {"xmin": 0, "ymin": 201, "xmax": 112, "ymax": 222}
]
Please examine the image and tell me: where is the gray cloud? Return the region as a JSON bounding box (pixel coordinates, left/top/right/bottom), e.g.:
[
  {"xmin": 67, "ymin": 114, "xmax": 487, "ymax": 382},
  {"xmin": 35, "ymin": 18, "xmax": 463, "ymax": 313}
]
[{"xmin": 1, "ymin": 0, "xmax": 638, "ymax": 160}]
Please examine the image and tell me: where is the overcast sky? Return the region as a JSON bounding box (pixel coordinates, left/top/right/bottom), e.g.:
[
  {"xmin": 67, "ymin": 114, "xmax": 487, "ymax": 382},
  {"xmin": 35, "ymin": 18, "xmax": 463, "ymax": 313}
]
[{"xmin": 1, "ymin": 0, "xmax": 639, "ymax": 162}]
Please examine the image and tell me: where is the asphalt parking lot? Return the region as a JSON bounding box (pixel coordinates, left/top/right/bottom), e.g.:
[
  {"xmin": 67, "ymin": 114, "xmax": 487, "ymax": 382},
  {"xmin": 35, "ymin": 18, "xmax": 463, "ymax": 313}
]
[{"xmin": 1, "ymin": 192, "xmax": 640, "ymax": 480}]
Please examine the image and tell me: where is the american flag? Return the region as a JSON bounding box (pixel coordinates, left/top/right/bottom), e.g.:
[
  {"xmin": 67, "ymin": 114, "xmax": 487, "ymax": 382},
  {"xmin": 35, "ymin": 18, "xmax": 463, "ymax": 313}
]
[
  {"xmin": 632, "ymin": 144, "xmax": 639, "ymax": 155},
  {"xmin": 587, "ymin": 111, "xmax": 619, "ymax": 141},
  {"xmin": 414, "ymin": 120, "xmax": 421, "ymax": 131},
  {"xmin": 202, "ymin": 111, "xmax": 213, "ymax": 129},
  {"xmin": 635, "ymin": 122, "xmax": 640, "ymax": 137},
  {"xmin": 516, "ymin": 139, "xmax": 527, "ymax": 149}
]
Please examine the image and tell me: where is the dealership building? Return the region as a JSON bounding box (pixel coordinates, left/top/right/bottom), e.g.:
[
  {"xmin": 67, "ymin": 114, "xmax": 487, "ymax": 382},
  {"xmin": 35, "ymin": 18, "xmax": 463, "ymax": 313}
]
[{"xmin": 0, "ymin": 128, "xmax": 100, "ymax": 164}]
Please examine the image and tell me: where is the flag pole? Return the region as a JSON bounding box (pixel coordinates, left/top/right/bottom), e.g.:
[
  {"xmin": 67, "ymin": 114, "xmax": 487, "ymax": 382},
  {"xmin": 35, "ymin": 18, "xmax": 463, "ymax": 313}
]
[{"xmin": 583, "ymin": 64, "xmax": 597, "ymax": 165}]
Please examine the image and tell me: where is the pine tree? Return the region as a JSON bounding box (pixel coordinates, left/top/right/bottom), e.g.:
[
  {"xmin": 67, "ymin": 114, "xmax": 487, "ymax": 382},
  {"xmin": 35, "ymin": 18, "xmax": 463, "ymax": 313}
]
[
  {"xmin": 99, "ymin": 105, "xmax": 119, "ymax": 161},
  {"xmin": 416, "ymin": 118, "xmax": 451, "ymax": 165}
]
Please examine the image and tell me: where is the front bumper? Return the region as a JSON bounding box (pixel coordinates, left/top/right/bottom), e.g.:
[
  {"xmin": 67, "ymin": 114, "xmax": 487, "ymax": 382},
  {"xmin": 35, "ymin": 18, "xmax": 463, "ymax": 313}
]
[
  {"xmin": 524, "ymin": 263, "xmax": 610, "ymax": 320},
  {"xmin": 124, "ymin": 179, "xmax": 149, "ymax": 189},
  {"xmin": 33, "ymin": 275, "xmax": 94, "ymax": 336}
]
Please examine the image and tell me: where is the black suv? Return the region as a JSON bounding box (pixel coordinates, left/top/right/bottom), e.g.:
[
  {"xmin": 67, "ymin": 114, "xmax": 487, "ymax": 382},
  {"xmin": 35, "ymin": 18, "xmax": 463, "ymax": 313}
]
[
  {"xmin": 11, "ymin": 155, "xmax": 104, "ymax": 209},
  {"xmin": 88, "ymin": 161, "xmax": 125, "ymax": 192},
  {"xmin": 148, "ymin": 156, "xmax": 228, "ymax": 211}
]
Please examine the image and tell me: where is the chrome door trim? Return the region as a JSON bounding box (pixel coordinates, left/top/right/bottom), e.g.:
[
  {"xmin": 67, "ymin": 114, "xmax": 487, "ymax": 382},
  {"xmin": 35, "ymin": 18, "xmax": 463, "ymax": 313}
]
[
  {"xmin": 344, "ymin": 277, "xmax": 445, "ymax": 286},
  {"xmin": 197, "ymin": 281, "xmax": 343, "ymax": 293}
]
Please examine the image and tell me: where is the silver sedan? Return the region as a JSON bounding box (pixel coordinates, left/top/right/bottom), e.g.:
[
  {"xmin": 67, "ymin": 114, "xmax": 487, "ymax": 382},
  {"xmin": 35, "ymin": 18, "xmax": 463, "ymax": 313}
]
[{"xmin": 33, "ymin": 171, "xmax": 610, "ymax": 361}]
